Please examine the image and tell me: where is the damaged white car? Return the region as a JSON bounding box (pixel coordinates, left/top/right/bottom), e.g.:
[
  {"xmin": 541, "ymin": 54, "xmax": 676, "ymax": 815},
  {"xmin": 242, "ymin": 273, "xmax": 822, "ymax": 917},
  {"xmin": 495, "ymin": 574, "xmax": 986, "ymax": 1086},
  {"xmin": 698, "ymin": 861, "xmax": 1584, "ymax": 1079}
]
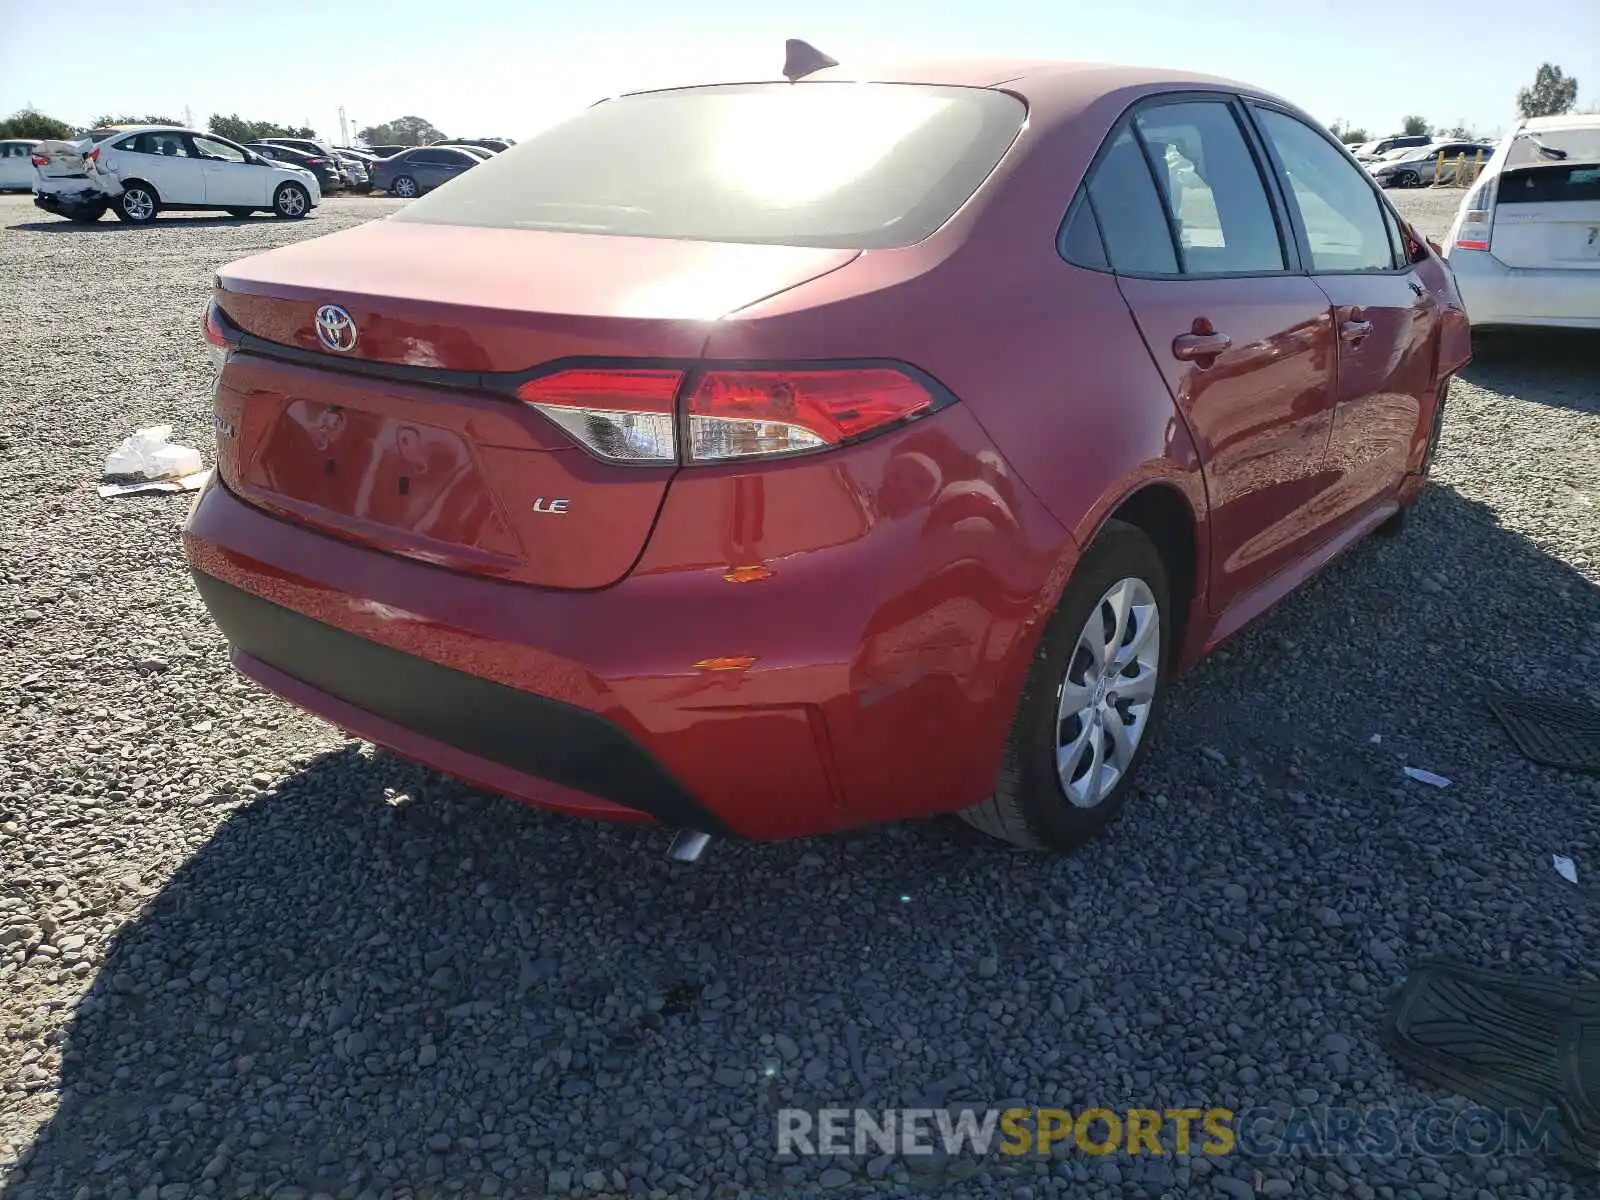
[{"xmin": 32, "ymin": 125, "xmax": 321, "ymax": 225}]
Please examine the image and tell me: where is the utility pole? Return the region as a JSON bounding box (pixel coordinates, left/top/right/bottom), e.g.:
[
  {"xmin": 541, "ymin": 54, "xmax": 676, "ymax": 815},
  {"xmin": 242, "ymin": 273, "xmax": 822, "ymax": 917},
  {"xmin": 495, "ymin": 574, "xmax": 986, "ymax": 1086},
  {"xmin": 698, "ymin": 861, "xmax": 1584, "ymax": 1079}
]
[
  {"xmin": 338, "ymin": 106, "xmax": 348, "ymax": 146},
  {"xmin": 183, "ymin": 105, "xmax": 194, "ymax": 129}
]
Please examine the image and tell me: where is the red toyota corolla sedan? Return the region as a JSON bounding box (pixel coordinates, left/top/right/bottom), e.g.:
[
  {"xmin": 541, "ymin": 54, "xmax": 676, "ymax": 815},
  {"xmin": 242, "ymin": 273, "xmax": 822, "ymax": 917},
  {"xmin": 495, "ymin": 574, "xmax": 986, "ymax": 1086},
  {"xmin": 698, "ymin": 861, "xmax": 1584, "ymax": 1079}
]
[{"xmin": 185, "ymin": 57, "xmax": 1469, "ymax": 852}]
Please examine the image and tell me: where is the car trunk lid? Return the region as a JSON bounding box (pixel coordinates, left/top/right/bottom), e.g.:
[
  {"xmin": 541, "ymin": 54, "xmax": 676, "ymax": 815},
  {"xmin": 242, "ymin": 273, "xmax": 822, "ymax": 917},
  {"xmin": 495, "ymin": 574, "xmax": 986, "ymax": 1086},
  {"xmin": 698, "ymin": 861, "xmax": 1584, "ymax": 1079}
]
[
  {"xmin": 212, "ymin": 220, "xmax": 858, "ymax": 589},
  {"xmin": 1489, "ymin": 163, "xmax": 1600, "ymax": 270}
]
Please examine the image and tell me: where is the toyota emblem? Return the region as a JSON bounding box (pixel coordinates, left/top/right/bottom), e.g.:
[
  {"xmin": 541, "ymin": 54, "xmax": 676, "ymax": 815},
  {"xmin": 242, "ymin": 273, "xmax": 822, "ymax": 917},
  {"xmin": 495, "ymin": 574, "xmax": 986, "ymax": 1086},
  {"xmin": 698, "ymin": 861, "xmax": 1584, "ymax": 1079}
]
[{"xmin": 315, "ymin": 304, "xmax": 358, "ymax": 353}]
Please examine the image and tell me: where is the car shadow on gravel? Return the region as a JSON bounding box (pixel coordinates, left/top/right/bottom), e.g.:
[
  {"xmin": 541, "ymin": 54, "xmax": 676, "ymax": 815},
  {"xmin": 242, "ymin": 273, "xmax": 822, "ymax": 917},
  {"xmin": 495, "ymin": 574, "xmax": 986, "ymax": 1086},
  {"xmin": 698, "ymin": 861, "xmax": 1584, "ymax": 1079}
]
[
  {"xmin": 7, "ymin": 216, "xmax": 290, "ymax": 233},
  {"xmin": 9, "ymin": 486, "xmax": 1600, "ymax": 1199},
  {"xmin": 1462, "ymin": 330, "xmax": 1600, "ymax": 415}
]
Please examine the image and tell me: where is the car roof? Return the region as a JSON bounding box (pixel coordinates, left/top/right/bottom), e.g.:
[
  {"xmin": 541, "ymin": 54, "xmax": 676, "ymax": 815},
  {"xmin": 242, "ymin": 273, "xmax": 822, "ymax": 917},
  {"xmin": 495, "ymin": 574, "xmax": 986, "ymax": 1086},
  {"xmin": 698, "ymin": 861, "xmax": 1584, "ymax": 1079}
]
[
  {"xmin": 625, "ymin": 58, "xmax": 1273, "ymax": 111},
  {"xmin": 1520, "ymin": 113, "xmax": 1600, "ymax": 133}
]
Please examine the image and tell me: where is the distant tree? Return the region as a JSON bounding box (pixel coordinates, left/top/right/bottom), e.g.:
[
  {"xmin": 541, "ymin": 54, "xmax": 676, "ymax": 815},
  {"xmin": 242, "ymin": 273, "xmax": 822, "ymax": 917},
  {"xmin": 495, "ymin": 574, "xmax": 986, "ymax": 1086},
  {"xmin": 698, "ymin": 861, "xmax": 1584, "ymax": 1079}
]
[
  {"xmin": 1400, "ymin": 115, "xmax": 1429, "ymax": 136},
  {"xmin": 357, "ymin": 116, "xmax": 444, "ymax": 147},
  {"xmin": 88, "ymin": 113, "xmax": 182, "ymax": 130},
  {"xmin": 208, "ymin": 114, "xmax": 321, "ymax": 143},
  {"xmin": 1339, "ymin": 127, "xmax": 1369, "ymax": 144},
  {"xmin": 1443, "ymin": 123, "xmax": 1476, "ymax": 139},
  {"xmin": 1517, "ymin": 63, "xmax": 1579, "ymax": 119},
  {"xmin": 0, "ymin": 108, "xmax": 75, "ymax": 139}
]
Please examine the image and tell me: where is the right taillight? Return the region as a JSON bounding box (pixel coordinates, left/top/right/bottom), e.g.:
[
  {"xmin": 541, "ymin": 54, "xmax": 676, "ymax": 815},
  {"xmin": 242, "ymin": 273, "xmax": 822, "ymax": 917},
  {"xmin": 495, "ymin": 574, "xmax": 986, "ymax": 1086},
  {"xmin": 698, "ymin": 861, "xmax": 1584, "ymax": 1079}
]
[
  {"xmin": 516, "ymin": 369, "xmax": 683, "ymax": 463},
  {"xmin": 1454, "ymin": 181, "xmax": 1495, "ymax": 252},
  {"xmin": 30, "ymin": 153, "xmax": 48, "ymax": 167},
  {"xmin": 685, "ymin": 368, "xmax": 935, "ymax": 462},
  {"xmin": 515, "ymin": 365, "xmax": 941, "ymax": 465}
]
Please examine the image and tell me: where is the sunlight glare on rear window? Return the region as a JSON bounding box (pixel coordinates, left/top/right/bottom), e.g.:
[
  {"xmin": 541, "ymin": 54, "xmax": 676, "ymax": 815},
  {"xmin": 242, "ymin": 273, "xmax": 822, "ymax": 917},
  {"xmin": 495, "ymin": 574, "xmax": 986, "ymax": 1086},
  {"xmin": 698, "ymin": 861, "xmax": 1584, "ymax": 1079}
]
[{"xmin": 708, "ymin": 86, "xmax": 957, "ymax": 210}]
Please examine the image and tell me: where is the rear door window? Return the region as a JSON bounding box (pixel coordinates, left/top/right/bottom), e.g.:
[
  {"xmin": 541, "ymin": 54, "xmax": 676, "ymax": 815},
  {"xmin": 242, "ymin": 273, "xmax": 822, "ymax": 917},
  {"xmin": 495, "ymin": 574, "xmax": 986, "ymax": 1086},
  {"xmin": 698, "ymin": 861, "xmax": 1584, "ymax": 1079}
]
[
  {"xmin": 390, "ymin": 82, "xmax": 1026, "ymax": 249},
  {"xmin": 1132, "ymin": 100, "xmax": 1286, "ymax": 274},
  {"xmin": 1252, "ymin": 107, "xmax": 1395, "ymax": 272},
  {"xmin": 1083, "ymin": 128, "xmax": 1179, "ymax": 274}
]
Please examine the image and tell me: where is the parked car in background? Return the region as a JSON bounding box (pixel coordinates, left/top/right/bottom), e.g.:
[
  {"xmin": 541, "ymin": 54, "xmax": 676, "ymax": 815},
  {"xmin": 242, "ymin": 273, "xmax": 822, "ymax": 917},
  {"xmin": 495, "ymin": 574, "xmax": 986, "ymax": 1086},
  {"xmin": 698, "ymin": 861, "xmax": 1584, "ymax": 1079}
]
[
  {"xmin": 361, "ymin": 145, "xmax": 409, "ymax": 158},
  {"xmin": 1445, "ymin": 113, "xmax": 1600, "ymax": 330},
  {"xmin": 1351, "ymin": 133, "xmax": 1434, "ymax": 162},
  {"xmin": 368, "ymin": 145, "xmax": 482, "ymax": 196},
  {"xmin": 437, "ymin": 144, "xmax": 494, "ymax": 159},
  {"xmin": 259, "ymin": 137, "xmax": 360, "ymax": 190},
  {"xmin": 334, "ymin": 151, "xmax": 371, "ymax": 191},
  {"xmin": 188, "ymin": 57, "xmax": 1469, "ymax": 852},
  {"xmin": 1370, "ymin": 141, "xmax": 1495, "ymax": 188},
  {"xmin": 444, "ymin": 137, "xmax": 515, "ymax": 153},
  {"xmin": 32, "ymin": 126, "xmax": 319, "ymax": 224},
  {"xmin": 246, "ymin": 142, "xmax": 343, "ymax": 193},
  {"xmin": 0, "ymin": 138, "xmax": 41, "ymax": 189}
]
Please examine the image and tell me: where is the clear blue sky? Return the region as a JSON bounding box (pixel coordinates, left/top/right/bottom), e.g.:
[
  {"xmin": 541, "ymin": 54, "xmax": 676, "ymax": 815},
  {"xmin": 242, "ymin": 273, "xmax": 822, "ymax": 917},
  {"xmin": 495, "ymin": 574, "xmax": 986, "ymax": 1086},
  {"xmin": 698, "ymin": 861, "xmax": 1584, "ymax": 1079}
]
[{"xmin": 1, "ymin": 0, "xmax": 1594, "ymax": 143}]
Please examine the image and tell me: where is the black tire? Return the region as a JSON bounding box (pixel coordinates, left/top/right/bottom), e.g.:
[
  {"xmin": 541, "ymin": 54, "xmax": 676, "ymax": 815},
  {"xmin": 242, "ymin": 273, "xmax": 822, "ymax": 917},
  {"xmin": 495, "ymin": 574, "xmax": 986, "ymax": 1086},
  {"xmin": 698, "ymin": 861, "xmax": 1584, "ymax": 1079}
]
[
  {"xmin": 273, "ymin": 182, "xmax": 310, "ymax": 219},
  {"xmin": 113, "ymin": 182, "xmax": 159, "ymax": 224},
  {"xmin": 389, "ymin": 175, "xmax": 419, "ymax": 198},
  {"xmin": 960, "ymin": 520, "xmax": 1172, "ymax": 851},
  {"xmin": 1396, "ymin": 170, "xmax": 1420, "ymax": 189},
  {"xmin": 66, "ymin": 204, "xmax": 107, "ymax": 224},
  {"xmin": 226, "ymin": 207, "xmax": 254, "ymax": 218}
]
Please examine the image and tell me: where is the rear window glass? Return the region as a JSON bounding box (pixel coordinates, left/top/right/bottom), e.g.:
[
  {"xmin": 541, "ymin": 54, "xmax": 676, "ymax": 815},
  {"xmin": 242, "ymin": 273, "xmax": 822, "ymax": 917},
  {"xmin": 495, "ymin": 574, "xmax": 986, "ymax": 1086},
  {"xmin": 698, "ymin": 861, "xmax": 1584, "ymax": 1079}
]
[
  {"xmin": 1497, "ymin": 164, "xmax": 1600, "ymax": 204},
  {"xmin": 389, "ymin": 82, "xmax": 1026, "ymax": 249}
]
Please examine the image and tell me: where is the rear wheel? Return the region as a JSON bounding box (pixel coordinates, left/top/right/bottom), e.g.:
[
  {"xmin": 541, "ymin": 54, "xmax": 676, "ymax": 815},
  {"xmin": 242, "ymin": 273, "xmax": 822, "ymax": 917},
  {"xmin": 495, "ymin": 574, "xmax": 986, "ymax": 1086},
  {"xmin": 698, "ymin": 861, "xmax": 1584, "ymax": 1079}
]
[
  {"xmin": 113, "ymin": 184, "xmax": 159, "ymax": 224},
  {"xmin": 960, "ymin": 521, "xmax": 1171, "ymax": 851},
  {"xmin": 272, "ymin": 182, "xmax": 309, "ymax": 219},
  {"xmin": 389, "ymin": 175, "xmax": 419, "ymax": 198}
]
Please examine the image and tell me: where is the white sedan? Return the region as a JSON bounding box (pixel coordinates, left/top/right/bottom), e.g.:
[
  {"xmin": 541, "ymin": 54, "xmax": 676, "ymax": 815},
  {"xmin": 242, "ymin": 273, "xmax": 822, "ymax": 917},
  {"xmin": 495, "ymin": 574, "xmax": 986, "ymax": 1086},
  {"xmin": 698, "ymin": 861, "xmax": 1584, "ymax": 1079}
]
[
  {"xmin": 0, "ymin": 138, "xmax": 40, "ymax": 190},
  {"xmin": 31, "ymin": 125, "xmax": 322, "ymax": 225},
  {"xmin": 1444, "ymin": 114, "xmax": 1600, "ymax": 330}
]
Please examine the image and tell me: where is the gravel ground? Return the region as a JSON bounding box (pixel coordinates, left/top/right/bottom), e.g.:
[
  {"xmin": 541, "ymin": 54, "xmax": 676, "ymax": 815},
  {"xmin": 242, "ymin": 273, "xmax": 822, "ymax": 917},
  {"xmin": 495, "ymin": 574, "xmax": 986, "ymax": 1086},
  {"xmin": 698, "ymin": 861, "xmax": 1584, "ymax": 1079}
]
[{"xmin": 1, "ymin": 188, "xmax": 1597, "ymax": 1200}]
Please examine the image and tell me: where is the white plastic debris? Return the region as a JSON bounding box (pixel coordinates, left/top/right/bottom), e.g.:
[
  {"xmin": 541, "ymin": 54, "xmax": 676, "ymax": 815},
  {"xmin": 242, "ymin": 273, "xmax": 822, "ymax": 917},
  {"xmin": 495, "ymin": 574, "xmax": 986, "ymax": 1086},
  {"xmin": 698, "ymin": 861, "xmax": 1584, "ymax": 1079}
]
[
  {"xmin": 104, "ymin": 425, "xmax": 204, "ymax": 481},
  {"xmin": 1369, "ymin": 733, "xmax": 1382, "ymax": 745},
  {"xmin": 1554, "ymin": 855, "xmax": 1579, "ymax": 885},
  {"xmin": 1403, "ymin": 766, "xmax": 1451, "ymax": 788}
]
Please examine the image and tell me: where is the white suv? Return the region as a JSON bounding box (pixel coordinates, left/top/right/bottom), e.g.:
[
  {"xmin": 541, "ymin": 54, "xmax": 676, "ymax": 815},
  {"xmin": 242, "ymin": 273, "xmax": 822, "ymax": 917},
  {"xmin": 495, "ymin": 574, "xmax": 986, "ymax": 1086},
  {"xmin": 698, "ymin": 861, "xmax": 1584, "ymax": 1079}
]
[
  {"xmin": 32, "ymin": 125, "xmax": 321, "ymax": 225},
  {"xmin": 1443, "ymin": 114, "xmax": 1600, "ymax": 330}
]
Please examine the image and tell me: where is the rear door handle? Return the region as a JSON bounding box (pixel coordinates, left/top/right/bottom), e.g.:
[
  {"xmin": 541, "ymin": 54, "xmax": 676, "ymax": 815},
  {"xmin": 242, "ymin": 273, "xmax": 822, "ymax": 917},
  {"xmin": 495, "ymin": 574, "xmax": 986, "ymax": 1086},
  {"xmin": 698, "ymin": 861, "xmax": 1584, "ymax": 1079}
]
[
  {"xmin": 1338, "ymin": 305, "xmax": 1372, "ymax": 343},
  {"xmin": 1171, "ymin": 318, "xmax": 1231, "ymax": 364}
]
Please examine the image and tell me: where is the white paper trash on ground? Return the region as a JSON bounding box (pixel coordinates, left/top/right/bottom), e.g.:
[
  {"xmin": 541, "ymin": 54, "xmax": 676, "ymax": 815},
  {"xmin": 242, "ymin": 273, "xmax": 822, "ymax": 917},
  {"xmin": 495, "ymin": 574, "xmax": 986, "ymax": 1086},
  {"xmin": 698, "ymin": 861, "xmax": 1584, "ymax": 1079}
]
[
  {"xmin": 104, "ymin": 425, "xmax": 204, "ymax": 481},
  {"xmin": 1554, "ymin": 855, "xmax": 1579, "ymax": 885},
  {"xmin": 1403, "ymin": 766, "xmax": 1451, "ymax": 788},
  {"xmin": 97, "ymin": 469, "xmax": 211, "ymax": 498}
]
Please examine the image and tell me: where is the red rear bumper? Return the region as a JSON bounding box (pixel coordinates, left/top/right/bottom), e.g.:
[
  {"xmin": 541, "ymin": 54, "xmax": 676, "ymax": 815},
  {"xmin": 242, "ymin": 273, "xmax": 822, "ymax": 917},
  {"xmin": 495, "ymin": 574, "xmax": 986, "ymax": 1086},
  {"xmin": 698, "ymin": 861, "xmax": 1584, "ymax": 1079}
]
[
  {"xmin": 184, "ymin": 402, "xmax": 1071, "ymax": 840},
  {"xmin": 185, "ymin": 477, "xmax": 851, "ymax": 839}
]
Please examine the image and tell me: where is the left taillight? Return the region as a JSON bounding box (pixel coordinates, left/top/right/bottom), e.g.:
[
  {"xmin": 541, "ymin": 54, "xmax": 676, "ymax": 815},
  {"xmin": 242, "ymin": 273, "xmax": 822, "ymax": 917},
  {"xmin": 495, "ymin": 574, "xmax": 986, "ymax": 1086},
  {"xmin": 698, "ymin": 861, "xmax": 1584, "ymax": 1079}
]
[
  {"xmin": 29, "ymin": 153, "xmax": 48, "ymax": 167},
  {"xmin": 86, "ymin": 147, "xmax": 100, "ymax": 164},
  {"xmin": 514, "ymin": 365, "xmax": 942, "ymax": 466},
  {"xmin": 204, "ymin": 301, "xmax": 233, "ymax": 372}
]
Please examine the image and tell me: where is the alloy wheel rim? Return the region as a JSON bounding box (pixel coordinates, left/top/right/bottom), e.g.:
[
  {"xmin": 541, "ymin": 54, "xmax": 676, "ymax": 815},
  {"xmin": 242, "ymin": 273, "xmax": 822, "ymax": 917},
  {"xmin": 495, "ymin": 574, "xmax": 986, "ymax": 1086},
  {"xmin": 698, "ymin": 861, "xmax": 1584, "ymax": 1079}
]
[
  {"xmin": 393, "ymin": 178, "xmax": 416, "ymax": 197},
  {"xmin": 280, "ymin": 188, "xmax": 306, "ymax": 216},
  {"xmin": 125, "ymin": 190, "xmax": 153, "ymax": 220},
  {"xmin": 1055, "ymin": 577, "xmax": 1161, "ymax": 808}
]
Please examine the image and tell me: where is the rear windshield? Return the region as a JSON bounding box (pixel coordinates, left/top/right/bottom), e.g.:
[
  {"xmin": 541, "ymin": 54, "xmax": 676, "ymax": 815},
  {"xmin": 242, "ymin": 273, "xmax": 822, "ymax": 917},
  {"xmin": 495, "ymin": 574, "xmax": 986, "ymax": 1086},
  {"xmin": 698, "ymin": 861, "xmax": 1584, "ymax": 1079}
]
[
  {"xmin": 389, "ymin": 82, "xmax": 1026, "ymax": 249},
  {"xmin": 1498, "ymin": 163, "xmax": 1600, "ymax": 204}
]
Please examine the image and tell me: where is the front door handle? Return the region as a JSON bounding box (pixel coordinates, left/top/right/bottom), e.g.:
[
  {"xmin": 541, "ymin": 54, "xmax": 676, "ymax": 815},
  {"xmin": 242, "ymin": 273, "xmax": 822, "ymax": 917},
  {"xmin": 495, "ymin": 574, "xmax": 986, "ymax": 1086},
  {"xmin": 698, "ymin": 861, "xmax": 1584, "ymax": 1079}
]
[
  {"xmin": 1338, "ymin": 306, "xmax": 1372, "ymax": 343},
  {"xmin": 1408, "ymin": 279, "xmax": 1425, "ymax": 296},
  {"xmin": 1172, "ymin": 317, "xmax": 1232, "ymax": 365}
]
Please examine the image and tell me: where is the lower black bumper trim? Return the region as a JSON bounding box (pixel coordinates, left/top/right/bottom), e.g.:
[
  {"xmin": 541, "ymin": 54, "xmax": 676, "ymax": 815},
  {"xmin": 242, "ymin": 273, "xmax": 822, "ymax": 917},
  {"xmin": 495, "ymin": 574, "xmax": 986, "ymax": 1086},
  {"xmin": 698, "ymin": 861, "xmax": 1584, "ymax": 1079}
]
[{"xmin": 190, "ymin": 571, "xmax": 730, "ymax": 835}]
